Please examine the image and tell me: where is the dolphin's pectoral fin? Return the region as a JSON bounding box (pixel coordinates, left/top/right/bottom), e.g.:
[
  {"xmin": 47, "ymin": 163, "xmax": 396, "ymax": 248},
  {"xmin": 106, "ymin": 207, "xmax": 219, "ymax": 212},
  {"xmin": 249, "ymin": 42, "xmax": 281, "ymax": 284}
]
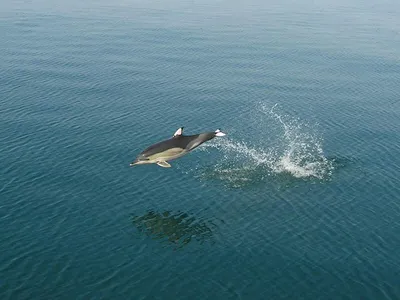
[{"xmin": 157, "ymin": 161, "xmax": 171, "ymax": 168}]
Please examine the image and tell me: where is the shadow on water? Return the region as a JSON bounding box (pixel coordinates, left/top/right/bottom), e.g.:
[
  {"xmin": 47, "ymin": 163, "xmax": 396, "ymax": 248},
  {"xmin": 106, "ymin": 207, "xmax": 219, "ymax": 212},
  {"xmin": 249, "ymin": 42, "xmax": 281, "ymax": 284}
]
[{"xmin": 132, "ymin": 210, "xmax": 216, "ymax": 249}]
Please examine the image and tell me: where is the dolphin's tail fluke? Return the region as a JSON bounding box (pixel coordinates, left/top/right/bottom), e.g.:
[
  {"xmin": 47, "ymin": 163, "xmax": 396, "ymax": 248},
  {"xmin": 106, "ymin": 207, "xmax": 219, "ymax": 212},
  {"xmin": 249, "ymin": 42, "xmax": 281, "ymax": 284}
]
[{"xmin": 215, "ymin": 129, "xmax": 226, "ymax": 137}]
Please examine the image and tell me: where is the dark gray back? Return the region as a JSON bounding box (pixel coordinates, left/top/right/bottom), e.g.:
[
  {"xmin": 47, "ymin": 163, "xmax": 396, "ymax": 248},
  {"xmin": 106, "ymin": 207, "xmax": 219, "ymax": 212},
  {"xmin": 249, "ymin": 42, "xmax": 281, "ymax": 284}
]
[{"xmin": 140, "ymin": 132, "xmax": 215, "ymax": 157}]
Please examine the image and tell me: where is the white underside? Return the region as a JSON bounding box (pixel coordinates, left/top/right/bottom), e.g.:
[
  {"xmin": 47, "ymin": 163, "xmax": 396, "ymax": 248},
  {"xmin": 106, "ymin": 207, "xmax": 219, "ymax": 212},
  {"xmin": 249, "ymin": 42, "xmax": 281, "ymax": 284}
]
[{"xmin": 147, "ymin": 148, "xmax": 188, "ymax": 163}]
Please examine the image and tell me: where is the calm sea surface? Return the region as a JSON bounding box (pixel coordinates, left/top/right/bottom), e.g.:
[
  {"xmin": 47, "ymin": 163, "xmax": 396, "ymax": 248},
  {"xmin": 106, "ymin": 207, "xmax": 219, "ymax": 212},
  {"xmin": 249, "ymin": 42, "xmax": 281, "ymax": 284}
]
[{"xmin": 1, "ymin": 0, "xmax": 400, "ymax": 299}]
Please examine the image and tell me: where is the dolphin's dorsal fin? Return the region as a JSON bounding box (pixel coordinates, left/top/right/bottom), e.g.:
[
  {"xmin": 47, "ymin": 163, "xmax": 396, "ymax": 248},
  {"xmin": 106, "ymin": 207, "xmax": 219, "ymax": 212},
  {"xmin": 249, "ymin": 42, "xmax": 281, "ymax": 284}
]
[
  {"xmin": 157, "ymin": 161, "xmax": 171, "ymax": 168},
  {"xmin": 173, "ymin": 127, "xmax": 184, "ymax": 137}
]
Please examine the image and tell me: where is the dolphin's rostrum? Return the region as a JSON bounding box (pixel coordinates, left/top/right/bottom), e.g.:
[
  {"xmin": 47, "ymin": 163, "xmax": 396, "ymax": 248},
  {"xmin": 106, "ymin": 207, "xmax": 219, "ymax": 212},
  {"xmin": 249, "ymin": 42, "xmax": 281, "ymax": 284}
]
[{"xmin": 130, "ymin": 127, "xmax": 226, "ymax": 168}]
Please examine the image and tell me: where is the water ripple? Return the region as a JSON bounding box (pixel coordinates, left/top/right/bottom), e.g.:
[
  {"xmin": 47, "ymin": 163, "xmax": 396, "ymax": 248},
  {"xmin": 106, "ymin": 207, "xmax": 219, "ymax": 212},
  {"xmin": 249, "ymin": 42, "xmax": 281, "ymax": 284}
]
[{"xmin": 1, "ymin": 0, "xmax": 400, "ymax": 299}]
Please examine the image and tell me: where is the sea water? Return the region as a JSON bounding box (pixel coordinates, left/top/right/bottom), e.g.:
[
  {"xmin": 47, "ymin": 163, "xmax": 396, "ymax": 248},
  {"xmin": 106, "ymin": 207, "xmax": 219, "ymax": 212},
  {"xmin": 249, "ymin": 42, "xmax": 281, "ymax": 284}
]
[{"xmin": 1, "ymin": 0, "xmax": 400, "ymax": 299}]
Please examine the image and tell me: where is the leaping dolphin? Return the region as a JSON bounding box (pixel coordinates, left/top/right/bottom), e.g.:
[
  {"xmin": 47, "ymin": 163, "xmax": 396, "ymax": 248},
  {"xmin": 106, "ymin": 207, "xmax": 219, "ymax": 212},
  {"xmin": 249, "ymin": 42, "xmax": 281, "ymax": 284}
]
[{"xmin": 130, "ymin": 127, "xmax": 226, "ymax": 168}]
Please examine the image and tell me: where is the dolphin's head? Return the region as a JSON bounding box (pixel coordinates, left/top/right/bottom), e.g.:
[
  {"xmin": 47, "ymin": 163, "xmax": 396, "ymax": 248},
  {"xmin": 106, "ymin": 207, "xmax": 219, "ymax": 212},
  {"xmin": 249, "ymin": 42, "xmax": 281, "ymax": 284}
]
[{"xmin": 130, "ymin": 155, "xmax": 151, "ymax": 167}]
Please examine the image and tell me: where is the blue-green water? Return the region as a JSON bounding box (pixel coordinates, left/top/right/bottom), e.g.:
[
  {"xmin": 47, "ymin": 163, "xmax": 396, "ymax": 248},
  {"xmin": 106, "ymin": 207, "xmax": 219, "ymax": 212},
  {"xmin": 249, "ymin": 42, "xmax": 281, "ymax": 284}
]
[{"xmin": 1, "ymin": 0, "xmax": 400, "ymax": 299}]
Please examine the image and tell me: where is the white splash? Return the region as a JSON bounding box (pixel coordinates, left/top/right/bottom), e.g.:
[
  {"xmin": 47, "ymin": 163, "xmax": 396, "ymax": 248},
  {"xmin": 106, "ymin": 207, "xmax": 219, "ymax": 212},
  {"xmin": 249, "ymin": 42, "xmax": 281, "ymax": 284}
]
[
  {"xmin": 267, "ymin": 103, "xmax": 333, "ymax": 179},
  {"xmin": 197, "ymin": 103, "xmax": 333, "ymax": 183}
]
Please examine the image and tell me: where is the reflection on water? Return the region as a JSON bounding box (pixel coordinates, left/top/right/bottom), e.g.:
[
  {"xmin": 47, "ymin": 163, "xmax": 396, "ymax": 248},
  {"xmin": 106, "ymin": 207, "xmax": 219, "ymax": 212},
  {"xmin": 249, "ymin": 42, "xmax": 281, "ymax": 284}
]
[{"xmin": 132, "ymin": 210, "xmax": 215, "ymax": 248}]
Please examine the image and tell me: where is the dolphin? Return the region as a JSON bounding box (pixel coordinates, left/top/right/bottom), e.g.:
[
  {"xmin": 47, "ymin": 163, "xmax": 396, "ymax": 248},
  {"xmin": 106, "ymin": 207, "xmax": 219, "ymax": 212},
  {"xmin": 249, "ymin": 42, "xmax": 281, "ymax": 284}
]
[{"xmin": 130, "ymin": 127, "xmax": 226, "ymax": 168}]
